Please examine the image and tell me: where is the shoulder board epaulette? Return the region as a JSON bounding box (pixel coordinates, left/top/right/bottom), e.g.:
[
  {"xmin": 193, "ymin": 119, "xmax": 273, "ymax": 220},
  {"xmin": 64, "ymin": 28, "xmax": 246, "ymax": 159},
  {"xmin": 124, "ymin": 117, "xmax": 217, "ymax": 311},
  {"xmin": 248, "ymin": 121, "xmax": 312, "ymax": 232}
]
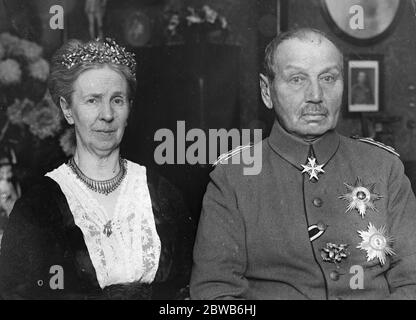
[
  {"xmin": 350, "ymin": 136, "xmax": 400, "ymax": 157},
  {"xmin": 213, "ymin": 144, "xmax": 253, "ymax": 166}
]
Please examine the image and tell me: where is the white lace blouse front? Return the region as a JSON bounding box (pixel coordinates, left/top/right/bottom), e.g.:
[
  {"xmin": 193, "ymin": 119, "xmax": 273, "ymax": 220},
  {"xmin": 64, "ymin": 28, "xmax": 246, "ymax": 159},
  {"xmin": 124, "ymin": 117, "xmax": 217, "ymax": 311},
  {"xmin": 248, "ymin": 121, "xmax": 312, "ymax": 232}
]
[{"xmin": 46, "ymin": 160, "xmax": 161, "ymax": 289}]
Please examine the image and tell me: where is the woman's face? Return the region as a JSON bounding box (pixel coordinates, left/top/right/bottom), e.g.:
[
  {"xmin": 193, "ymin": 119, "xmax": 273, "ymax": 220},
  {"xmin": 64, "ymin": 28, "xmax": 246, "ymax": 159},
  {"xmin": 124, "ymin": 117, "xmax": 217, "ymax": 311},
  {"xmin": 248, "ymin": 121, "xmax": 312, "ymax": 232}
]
[{"xmin": 66, "ymin": 66, "xmax": 130, "ymax": 157}]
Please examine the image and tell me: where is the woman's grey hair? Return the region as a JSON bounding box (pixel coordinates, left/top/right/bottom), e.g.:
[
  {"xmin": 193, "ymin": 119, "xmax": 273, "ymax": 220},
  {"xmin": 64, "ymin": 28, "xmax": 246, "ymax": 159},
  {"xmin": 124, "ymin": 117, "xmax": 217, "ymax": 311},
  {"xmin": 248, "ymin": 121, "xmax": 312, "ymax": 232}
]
[{"xmin": 47, "ymin": 38, "xmax": 137, "ymax": 109}]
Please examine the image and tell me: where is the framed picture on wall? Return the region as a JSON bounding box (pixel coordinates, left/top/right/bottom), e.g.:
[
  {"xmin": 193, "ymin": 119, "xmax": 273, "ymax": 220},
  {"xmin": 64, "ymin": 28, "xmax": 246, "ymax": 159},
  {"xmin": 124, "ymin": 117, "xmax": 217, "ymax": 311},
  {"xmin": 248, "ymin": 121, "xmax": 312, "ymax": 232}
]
[
  {"xmin": 347, "ymin": 55, "xmax": 382, "ymax": 113},
  {"xmin": 321, "ymin": 0, "xmax": 403, "ymax": 45}
]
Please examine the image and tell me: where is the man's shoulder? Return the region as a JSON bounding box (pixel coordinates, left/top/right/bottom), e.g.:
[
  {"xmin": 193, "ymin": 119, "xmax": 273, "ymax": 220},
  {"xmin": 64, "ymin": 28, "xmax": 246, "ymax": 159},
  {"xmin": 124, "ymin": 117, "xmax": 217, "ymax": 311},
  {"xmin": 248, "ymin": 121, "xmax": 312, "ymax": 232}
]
[
  {"xmin": 211, "ymin": 139, "xmax": 268, "ymax": 180},
  {"xmin": 340, "ymin": 134, "xmax": 400, "ymax": 160}
]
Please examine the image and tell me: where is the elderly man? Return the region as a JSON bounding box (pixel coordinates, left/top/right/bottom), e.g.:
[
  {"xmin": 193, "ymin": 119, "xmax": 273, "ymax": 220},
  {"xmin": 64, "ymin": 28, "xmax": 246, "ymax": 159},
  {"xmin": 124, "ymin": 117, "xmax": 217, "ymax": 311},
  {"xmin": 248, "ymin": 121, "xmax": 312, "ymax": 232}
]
[{"xmin": 190, "ymin": 28, "xmax": 416, "ymax": 300}]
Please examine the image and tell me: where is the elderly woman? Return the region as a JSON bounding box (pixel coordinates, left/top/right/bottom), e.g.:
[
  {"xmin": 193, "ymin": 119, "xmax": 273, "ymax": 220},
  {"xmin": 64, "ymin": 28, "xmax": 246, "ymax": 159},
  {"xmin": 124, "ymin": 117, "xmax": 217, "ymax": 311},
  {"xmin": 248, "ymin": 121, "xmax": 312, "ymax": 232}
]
[{"xmin": 0, "ymin": 38, "xmax": 193, "ymax": 299}]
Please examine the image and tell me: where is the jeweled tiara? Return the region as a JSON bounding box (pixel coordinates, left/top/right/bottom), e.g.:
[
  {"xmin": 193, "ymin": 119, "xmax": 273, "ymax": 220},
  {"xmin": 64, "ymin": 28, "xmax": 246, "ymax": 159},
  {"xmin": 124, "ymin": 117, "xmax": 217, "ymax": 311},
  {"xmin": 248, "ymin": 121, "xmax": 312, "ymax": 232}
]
[{"xmin": 60, "ymin": 38, "xmax": 136, "ymax": 75}]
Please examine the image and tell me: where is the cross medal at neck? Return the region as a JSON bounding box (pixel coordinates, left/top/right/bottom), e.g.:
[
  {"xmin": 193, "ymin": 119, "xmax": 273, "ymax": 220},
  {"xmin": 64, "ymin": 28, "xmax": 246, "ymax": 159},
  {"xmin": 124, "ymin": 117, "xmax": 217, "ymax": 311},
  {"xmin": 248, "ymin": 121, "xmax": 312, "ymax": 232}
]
[{"xmin": 301, "ymin": 147, "xmax": 325, "ymax": 181}]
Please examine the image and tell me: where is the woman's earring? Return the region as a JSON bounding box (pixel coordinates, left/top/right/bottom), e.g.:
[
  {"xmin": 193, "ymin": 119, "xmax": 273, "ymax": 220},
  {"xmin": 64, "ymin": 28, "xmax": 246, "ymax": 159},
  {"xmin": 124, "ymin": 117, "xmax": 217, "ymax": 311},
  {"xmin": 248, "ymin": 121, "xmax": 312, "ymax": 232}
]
[
  {"xmin": 59, "ymin": 97, "xmax": 74, "ymax": 125},
  {"xmin": 65, "ymin": 113, "xmax": 74, "ymax": 125}
]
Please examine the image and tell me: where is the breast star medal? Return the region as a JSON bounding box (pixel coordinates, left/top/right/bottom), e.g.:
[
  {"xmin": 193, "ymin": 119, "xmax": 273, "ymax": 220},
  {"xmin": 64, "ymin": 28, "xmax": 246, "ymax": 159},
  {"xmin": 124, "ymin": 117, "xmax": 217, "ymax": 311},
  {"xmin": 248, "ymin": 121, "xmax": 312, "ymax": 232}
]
[
  {"xmin": 301, "ymin": 157, "xmax": 325, "ymax": 181},
  {"xmin": 339, "ymin": 177, "xmax": 382, "ymax": 218},
  {"xmin": 357, "ymin": 223, "xmax": 395, "ymax": 265}
]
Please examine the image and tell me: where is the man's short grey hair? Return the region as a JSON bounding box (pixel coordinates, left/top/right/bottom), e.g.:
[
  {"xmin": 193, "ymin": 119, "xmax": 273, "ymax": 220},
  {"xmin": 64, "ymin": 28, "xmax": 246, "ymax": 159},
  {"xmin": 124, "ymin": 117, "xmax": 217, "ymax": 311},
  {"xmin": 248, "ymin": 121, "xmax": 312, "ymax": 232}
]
[{"xmin": 262, "ymin": 28, "xmax": 344, "ymax": 81}]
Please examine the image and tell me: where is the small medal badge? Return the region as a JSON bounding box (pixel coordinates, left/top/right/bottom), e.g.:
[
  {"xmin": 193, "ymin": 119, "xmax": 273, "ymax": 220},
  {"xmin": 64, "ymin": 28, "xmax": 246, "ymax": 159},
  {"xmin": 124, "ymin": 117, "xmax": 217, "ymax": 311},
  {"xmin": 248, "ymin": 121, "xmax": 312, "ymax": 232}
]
[
  {"xmin": 357, "ymin": 223, "xmax": 395, "ymax": 265},
  {"xmin": 320, "ymin": 243, "xmax": 349, "ymax": 264},
  {"xmin": 308, "ymin": 223, "xmax": 327, "ymax": 242},
  {"xmin": 103, "ymin": 220, "xmax": 113, "ymax": 237},
  {"xmin": 301, "ymin": 157, "xmax": 325, "ymax": 181},
  {"xmin": 339, "ymin": 177, "xmax": 382, "ymax": 218}
]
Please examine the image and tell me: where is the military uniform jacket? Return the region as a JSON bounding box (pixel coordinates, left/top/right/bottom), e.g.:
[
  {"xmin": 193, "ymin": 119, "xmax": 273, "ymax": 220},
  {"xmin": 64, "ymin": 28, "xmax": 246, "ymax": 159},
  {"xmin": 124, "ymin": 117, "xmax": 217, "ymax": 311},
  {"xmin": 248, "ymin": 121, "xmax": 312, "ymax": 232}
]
[{"xmin": 190, "ymin": 121, "xmax": 416, "ymax": 300}]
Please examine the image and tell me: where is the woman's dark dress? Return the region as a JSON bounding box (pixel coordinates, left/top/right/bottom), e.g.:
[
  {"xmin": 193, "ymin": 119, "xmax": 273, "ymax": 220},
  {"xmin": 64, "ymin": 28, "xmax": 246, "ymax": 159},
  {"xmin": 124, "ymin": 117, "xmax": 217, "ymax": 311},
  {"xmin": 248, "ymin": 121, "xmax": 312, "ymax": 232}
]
[{"xmin": 0, "ymin": 169, "xmax": 194, "ymax": 300}]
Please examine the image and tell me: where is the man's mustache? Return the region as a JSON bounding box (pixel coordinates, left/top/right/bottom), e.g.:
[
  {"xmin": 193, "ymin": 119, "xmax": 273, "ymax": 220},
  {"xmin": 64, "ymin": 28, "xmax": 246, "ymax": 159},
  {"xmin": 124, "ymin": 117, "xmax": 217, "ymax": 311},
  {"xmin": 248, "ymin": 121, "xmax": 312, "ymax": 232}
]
[{"xmin": 301, "ymin": 104, "xmax": 328, "ymax": 115}]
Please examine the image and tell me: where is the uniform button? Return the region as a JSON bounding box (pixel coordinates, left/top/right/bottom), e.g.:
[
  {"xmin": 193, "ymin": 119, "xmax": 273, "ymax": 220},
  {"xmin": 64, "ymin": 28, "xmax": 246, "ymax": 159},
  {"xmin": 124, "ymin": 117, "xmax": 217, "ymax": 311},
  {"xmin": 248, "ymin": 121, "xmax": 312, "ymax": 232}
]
[
  {"xmin": 330, "ymin": 271, "xmax": 340, "ymax": 281},
  {"xmin": 312, "ymin": 198, "xmax": 323, "ymax": 207},
  {"xmin": 330, "ymin": 270, "xmax": 340, "ymax": 281},
  {"xmin": 317, "ymin": 221, "xmax": 327, "ymax": 231}
]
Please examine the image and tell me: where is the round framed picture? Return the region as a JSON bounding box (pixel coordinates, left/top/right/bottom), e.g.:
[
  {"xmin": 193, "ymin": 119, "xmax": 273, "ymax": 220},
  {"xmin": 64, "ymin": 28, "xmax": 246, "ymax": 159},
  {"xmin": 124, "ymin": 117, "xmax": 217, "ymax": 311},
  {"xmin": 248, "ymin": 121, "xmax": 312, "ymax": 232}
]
[{"xmin": 321, "ymin": 0, "xmax": 403, "ymax": 45}]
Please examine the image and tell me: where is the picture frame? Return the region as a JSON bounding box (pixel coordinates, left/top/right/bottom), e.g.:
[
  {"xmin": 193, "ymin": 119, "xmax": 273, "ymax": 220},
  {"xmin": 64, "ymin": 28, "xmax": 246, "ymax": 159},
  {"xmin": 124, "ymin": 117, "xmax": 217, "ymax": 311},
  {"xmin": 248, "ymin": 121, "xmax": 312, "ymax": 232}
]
[
  {"xmin": 346, "ymin": 54, "xmax": 382, "ymax": 113},
  {"xmin": 321, "ymin": 0, "xmax": 403, "ymax": 45}
]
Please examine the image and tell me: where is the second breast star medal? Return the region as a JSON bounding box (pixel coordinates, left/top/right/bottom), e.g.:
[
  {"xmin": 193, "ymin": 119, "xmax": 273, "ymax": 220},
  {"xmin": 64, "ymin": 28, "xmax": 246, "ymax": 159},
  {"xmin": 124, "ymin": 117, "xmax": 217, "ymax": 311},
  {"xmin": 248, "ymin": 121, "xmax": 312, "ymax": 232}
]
[
  {"xmin": 357, "ymin": 223, "xmax": 395, "ymax": 265},
  {"xmin": 301, "ymin": 157, "xmax": 325, "ymax": 181}
]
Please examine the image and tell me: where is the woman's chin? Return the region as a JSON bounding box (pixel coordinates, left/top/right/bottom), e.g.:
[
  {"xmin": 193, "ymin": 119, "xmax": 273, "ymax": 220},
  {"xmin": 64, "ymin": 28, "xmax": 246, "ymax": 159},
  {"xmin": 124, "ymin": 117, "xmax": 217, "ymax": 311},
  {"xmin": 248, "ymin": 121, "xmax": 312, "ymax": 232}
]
[{"xmin": 84, "ymin": 141, "xmax": 121, "ymax": 156}]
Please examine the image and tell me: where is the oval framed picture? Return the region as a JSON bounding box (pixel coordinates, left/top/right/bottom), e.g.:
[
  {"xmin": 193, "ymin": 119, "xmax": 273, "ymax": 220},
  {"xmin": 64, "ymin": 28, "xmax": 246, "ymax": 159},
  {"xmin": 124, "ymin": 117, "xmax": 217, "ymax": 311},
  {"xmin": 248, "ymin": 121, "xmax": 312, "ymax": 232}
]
[
  {"xmin": 124, "ymin": 11, "xmax": 151, "ymax": 47},
  {"xmin": 321, "ymin": 0, "xmax": 403, "ymax": 45}
]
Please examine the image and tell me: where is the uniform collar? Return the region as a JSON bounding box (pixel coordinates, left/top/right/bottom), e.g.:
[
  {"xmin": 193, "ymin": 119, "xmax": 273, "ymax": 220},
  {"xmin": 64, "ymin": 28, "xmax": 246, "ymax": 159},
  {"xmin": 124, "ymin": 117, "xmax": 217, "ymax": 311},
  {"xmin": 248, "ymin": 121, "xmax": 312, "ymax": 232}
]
[{"xmin": 267, "ymin": 120, "xmax": 340, "ymax": 170}]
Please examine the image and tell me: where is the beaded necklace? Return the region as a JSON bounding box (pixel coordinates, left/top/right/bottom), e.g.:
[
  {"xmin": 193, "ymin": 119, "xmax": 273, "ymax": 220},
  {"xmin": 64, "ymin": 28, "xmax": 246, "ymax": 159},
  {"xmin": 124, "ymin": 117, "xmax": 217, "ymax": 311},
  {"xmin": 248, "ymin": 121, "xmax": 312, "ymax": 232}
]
[{"xmin": 67, "ymin": 157, "xmax": 127, "ymax": 196}]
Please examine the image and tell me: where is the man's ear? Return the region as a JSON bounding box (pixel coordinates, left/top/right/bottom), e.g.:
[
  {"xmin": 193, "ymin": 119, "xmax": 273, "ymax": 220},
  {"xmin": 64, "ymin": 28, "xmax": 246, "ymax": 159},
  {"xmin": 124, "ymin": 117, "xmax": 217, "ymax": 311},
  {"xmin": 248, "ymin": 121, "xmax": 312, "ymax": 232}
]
[
  {"xmin": 59, "ymin": 97, "xmax": 74, "ymax": 125},
  {"xmin": 259, "ymin": 74, "xmax": 273, "ymax": 110}
]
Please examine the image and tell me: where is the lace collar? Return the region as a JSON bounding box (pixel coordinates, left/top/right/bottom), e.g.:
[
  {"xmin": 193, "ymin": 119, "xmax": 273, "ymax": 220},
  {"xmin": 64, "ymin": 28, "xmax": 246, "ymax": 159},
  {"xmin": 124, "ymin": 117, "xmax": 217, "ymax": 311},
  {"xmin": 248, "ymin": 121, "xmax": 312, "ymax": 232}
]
[{"xmin": 46, "ymin": 160, "xmax": 161, "ymax": 289}]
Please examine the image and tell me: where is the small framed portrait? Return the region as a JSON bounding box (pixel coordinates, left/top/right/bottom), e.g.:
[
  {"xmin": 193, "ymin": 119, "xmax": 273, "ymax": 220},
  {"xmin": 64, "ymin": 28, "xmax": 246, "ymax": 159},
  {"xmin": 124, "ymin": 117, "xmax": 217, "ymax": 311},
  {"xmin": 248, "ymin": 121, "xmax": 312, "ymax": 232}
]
[{"xmin": 347, "ymin": 55, "xmax": 382, "ymax": 113}]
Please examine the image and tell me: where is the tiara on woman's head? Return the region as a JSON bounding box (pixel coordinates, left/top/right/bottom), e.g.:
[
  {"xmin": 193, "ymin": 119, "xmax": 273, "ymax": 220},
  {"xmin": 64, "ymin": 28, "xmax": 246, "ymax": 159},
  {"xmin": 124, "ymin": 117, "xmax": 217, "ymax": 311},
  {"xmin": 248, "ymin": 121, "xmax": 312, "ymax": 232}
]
[{"xmin": 60, "ymin": 38, "xmax": 136, "ymax": 75}]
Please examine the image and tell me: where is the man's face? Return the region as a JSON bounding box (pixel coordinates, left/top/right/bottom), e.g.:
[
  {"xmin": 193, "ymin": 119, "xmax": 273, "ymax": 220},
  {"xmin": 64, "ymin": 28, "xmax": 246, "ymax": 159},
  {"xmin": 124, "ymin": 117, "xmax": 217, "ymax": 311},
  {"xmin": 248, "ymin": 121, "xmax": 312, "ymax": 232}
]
[{"xmin": 261, "ymin": 37, "xmax": 344, "ymax": 139}]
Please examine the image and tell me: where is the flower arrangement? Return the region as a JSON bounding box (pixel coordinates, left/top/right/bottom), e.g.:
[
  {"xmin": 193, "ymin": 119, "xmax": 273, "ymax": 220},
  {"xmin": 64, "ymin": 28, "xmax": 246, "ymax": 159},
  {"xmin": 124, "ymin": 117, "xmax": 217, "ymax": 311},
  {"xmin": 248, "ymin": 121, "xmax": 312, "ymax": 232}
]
[
  {"xmin": 0, "ymin": 33, "xmax": 69, "ymax": 229},
  {"xmin": 0, "ymin": 33, "xmax": 70, "ymax": 246},
  {"xmin": 164, "ymin": 5, "xmax": 228, "ymax": 44},
  {"xmin": 0, "ymin": 59, "xmax": 22, "ymax": 84},
  {"xmin": 0, "ymin": 32, "xmax": 63, "ymax": 152}
]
